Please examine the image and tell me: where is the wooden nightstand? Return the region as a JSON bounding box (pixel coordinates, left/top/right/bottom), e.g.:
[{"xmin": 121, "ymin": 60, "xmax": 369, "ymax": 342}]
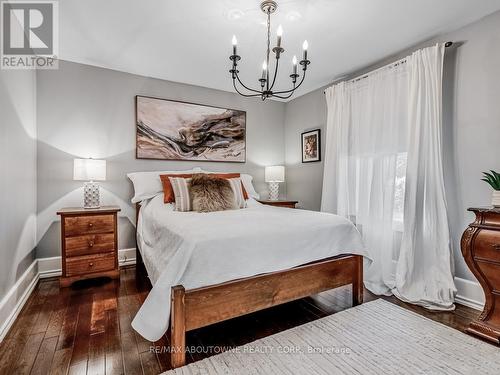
[
  {"xmin": 57, "ymin": 206, "xmax": 121, "ymax": 287},
  {"xmin": 257, "ymin": 199, "xmax": 298, "ymax": 208},
  {"xmin": 461, "ymin": 207, "xmax": 500, "ymax": 344}
]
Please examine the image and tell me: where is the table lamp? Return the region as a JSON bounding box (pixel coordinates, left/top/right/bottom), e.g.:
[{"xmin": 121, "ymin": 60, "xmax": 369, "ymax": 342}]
[
  {"xmin": 73, "ymin": 158, "xmax": 106, "ymax": 208},
  {"xmin": 265, "ymin": 165, "xmax": 285, "ymax": 201}
]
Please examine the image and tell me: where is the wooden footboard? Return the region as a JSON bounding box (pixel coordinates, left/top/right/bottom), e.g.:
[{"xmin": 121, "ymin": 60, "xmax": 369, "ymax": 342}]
[{"xmin": 170, "ymin": 254, "xmax": 363, "ymax": 368}]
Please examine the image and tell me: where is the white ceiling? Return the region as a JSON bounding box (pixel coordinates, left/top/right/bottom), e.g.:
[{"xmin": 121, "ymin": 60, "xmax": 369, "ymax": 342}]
[{"xmin": 59, "ymin": 0, "xmax": 500, "ymax": 100}]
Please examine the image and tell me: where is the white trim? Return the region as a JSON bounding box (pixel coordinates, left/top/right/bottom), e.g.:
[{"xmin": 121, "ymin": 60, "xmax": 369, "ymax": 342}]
[
  {"xmin": 118, "ymin": 248, "xmax": 137, "ymax": 267},
  {"xmin": 38, "ymin": 256, "xmax": 62, "ymax": 279},
  {"xmin": 454, "ymin": 276, "xmax": 485, "ymax": 311},
  {"xmin": 0, "ymin": 260, "xmax": 39, "ymax": 342},
  {"xmin": 0, "ymin": 248, "xmax": 136, "ymax": 342},
  {"xmin": 38, "ymin": 248, "xmax": 137, "ymax": 278}
]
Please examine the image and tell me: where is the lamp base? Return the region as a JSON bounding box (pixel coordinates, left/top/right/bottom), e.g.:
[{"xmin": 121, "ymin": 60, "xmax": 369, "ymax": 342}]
[
  {"xmin": 268, "ymin": 182, "xmax": 280, "ymax": 201},
  {"xmin": 83, "ymin": 181, "xmax": 101, "ymax": 209}
]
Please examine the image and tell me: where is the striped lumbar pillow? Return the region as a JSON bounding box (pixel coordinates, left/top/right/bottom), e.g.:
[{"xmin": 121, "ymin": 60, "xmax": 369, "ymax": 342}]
[
  {"xmin": 168, "ymin": 177, "xmax": 192, "ymax": 211},
  {"xmin": 227, "ymin": 178, "xmax": 246, "ymax": 209}
]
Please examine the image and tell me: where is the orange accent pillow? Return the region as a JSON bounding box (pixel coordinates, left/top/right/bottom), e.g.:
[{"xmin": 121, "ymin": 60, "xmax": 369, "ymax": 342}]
[
  {"xmin": 159, "ymin": 174, "xmax": 193, "ymax": 204},
  {"xmin": 160, "ymin": 173, "xmax": 249, "ymax": 203}
]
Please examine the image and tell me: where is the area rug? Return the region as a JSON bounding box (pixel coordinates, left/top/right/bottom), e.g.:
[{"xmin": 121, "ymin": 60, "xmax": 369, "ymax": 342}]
[{"xmin": 163, "ymin": 299, "xmax": 500, "ymax": 374}]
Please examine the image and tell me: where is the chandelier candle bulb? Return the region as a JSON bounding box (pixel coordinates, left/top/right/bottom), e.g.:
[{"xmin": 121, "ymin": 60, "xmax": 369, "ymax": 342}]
[
  {"xmin": 293, "ymin": 55, "xmax": 297, "ymax": 74},
  {"xmin": 303, "ymin": 40, "xmax": 308, "ymax": 61},
  {"xmin": 277, "ymin": 25, "xmax": 283, "ymax": 47},
  {"xmin": 232, "ymin": 35, "xmax": 237, "ymax": 55},
  {"xmin": 262, "ymin": 61, "xmax": 267, "ymax": 79}
]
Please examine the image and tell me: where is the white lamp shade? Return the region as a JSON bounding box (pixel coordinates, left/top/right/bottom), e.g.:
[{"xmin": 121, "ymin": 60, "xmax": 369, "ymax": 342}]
[
  {"xmin": 265, "ymin": 165, "xmax": 285, "ymax": 182},
  {"xmin": 73, "ymin": 159, "xmax": 106, "ymax": 181}
]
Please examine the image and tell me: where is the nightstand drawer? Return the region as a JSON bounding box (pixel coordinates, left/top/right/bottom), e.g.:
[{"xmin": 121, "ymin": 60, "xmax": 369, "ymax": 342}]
[
  {"xmin": 64, "ymin": 214, "xmax": 114, "ymax": 236},
  {"xmin": 476, "ymin": 261, "xmax": 500, "ymax": 293},
  {"xmin": 65, "ymin": 233, "xmax": 115, "ymax": 257},
  {"xmin": 474, "ymin": 229, "xmax": 500, "ymax": 262},
  {"xmin": 65, "ymin": 253, "xmax": 116, "ymax": 277}
]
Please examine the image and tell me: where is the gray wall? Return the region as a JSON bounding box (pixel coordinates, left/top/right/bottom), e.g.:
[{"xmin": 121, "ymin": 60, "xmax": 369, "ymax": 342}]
[
  {"xmin": 283, "ymin": 10, "xmax": 500, "ymax": 282},
  {"xmin": 0, "ymin": 69, "xmax": 37, "ymax": 300},
  {"xmin": 36, "ymin": 61, "xmax": 286, "ymax": 258},
  {"xmin": 284, "ymin": 87, "xmax": 326, "ymax": 211}
]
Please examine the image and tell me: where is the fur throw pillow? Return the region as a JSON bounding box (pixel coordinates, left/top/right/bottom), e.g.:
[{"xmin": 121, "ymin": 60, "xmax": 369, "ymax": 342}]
[{"xmin": 191, "ymin": 174, "xmax": 238, "ymax": 213}]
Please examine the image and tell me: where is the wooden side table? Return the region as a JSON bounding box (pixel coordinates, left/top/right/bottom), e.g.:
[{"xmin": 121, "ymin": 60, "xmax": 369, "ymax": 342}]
[
  {"xmin": 57, "ymin": 206, "xmax": 121, "ymax": 287},
  {"xmin": 461, "ymin": 207, "xmax": 500, "ymax": 344},
  {"xmin": 257, "ymin": 199, "xmax": 298, "ymax": 209}
]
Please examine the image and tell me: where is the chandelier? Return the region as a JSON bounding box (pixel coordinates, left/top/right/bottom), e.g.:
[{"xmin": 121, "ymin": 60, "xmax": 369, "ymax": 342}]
[{"xmin": 229, "ymin": 0, "xmax": 310, "ymax": 100}]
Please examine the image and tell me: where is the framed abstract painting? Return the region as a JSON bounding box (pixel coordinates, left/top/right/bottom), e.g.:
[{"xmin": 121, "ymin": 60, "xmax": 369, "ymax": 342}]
[
  {"xmin": 301, "ymin": 129, "xmax": 321, "ymax": 163},
  {"xmin": 136, "ymin": 95, "xmax": 246, "ymax": 162}
]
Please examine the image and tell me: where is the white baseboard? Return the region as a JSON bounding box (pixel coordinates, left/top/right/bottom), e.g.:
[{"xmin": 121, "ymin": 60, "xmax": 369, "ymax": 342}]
[
  {"xmin": 454, "ymin": 276, "xmax": 485, "ymax": 311},
  {"xmin": 38, "ymin": 248, "xmax": 137, "ymax": 279},
  {"xmin": 0, "ymin": 248, "xmax": 136, "ymax": 342},
  {"xmin": 37, "ymin": 256, "xmax": 62, "ymax": 278},
  {"xmin": 0, "ymin": 260, "xmax": 39, "ymax": 342},
  {"xmin": 118, "ymin": 248, "xmax": 137, "ymax": 267}
]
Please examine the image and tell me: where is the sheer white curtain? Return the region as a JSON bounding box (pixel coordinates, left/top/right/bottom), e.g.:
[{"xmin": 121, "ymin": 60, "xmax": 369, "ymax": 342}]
[
  {"xmin": 322, "ymin": 44, "xmax": 456, "ymax": 309},
  {"xmin": 322, "ymin": 62, "xmax": 409, "ymax": 295},
  {"xmin": 393, "ymin": 45, "xmax": 456, "ymax": 309}
]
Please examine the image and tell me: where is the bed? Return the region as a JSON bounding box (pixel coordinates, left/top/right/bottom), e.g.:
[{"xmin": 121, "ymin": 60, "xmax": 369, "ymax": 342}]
[{"xmin": 131, "ymin": 191, "xmax": 369, "ymax": 368}]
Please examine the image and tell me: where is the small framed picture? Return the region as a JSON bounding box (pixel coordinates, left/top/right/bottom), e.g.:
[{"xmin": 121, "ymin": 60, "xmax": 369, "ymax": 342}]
[{"xmin": 301, "ymin": 129, "xmax": 321, "ymax": 163}]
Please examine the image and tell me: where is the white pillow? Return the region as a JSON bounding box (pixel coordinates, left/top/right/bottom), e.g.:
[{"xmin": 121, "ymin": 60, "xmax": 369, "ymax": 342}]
[
  {"xmin": 240, "ymin": 174, "xmax": 260, "ymax": 199},
  {"xmin": 227, "ymin": 178, "xmax": 246, "ymax": 208},
  {"xmin": 128, "ymin": 167, "xmax": 203, "ymax": 203}
]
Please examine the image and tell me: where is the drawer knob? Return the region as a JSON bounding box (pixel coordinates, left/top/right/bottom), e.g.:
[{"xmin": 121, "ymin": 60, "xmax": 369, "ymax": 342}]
[
  {"xmin": 492, "ymin": 244, "xmax": 500, "ymax": 250},
  {"xmin": 89, "ymin": 262, "xmax": 94, "ymax": 267},
  {"xmin": 88, "ymin": 222, "xmax": 93, "ymax": 228},
  {"xmin": 88, "ymin": 241, "xmax": 94, "ymax": 247}
]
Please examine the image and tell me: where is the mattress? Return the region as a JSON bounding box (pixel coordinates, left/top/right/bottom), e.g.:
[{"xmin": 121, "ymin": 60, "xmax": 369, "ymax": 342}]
[{"xmin": 132, "ymin": 194, "xmax": 369, "ymax": 341}]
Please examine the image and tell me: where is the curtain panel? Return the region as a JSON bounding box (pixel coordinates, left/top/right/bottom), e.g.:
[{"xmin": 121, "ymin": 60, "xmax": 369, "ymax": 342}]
[{"xmin": 322, "ymin": 44, "xmax": 456, "ymax": 309}]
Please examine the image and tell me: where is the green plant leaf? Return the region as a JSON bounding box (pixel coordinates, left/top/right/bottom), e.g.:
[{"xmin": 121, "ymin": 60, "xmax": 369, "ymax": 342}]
[
  {"xmin": 482, "ymin": 178, "xmax": 493, "ymax": 187},
  {"xmin": 483, "ymin": 171, "xmax": 495, "ymax": 180},
  {"xmin": 490, "ymin": 170, "xmax": 500, "ymax": 182},
  {"xmin": 482, "ymin": 174, "xmax": 494, "ymax": 184},
  {"xmin": 482, "ymin": 177, "xmax": 499, "ymax": 190},
  {"xmin": 481, "ymin": 171, "xmax": 500, "ymax": 190}
]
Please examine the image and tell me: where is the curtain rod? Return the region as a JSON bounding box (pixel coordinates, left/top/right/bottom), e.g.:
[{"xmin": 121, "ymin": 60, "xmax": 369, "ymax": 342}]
[{"xmin": 323, "ymin": 41, "xmax": 453, "ymax": 94}]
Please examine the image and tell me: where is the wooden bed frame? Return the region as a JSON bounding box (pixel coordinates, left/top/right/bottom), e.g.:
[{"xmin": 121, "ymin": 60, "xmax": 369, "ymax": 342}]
[{"xmin": 135, "ymin": 203, "xmax": 363, "ymax": 368}]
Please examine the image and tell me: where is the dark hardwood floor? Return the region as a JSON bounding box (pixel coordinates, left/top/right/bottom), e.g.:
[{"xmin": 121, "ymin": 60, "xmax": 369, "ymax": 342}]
[{"xmin": 0, "ymin": 266, "xmax": 483, "ymax": 375}]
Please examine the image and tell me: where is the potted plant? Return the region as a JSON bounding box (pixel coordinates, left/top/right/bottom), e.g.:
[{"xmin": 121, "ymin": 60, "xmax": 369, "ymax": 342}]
[{"xmin": 482, "ymin": 170, "xmax": 500, "ymax": 207}]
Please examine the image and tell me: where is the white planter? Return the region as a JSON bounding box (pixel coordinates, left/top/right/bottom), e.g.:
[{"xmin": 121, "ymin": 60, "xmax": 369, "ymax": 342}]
[{"xmin": 493, "ymin": 190, "xmax": 500, "ymax": 207}]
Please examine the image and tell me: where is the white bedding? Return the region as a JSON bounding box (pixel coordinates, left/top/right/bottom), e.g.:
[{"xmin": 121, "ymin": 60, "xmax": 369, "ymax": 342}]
[{"xmin": 131, "ymin": 195, "xmax": 369, "ymax": 341}]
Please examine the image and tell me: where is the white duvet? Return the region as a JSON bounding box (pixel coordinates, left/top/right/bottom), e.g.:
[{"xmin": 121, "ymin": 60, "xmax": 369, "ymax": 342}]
[{"xmin": 132, "ymin": 195, "xmax": 369, "ymax": 341}]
